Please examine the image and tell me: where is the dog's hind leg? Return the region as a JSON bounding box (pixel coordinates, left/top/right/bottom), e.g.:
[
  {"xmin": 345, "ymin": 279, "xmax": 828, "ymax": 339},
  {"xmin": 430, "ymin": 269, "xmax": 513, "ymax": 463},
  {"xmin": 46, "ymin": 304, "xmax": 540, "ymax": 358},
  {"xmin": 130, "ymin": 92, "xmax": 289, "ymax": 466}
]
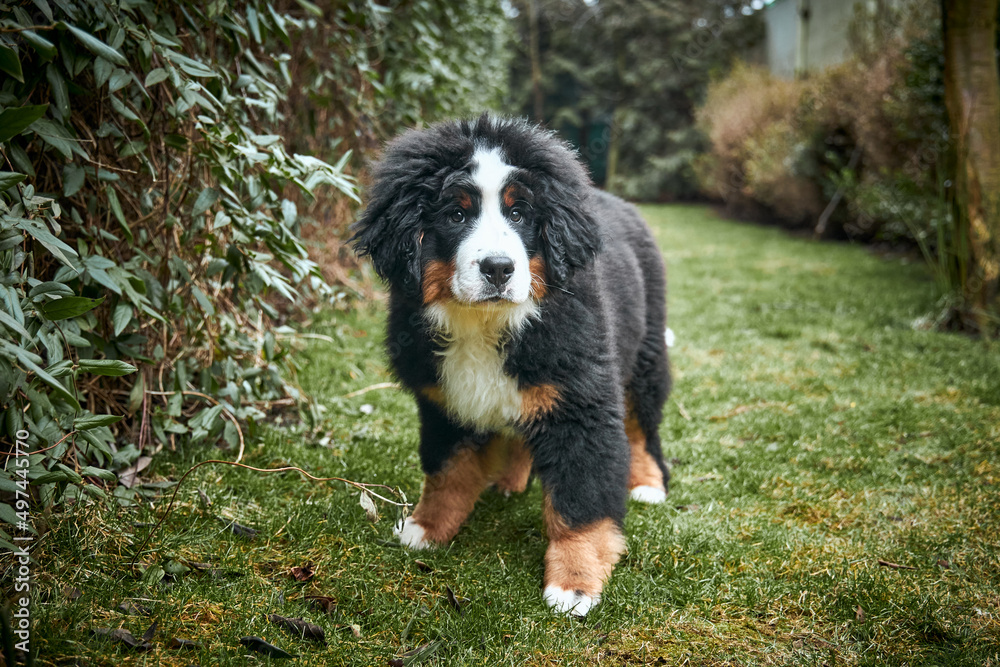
[{"xmin": 625, "ymin": 330, "xmax": 671, "ymax": 504}]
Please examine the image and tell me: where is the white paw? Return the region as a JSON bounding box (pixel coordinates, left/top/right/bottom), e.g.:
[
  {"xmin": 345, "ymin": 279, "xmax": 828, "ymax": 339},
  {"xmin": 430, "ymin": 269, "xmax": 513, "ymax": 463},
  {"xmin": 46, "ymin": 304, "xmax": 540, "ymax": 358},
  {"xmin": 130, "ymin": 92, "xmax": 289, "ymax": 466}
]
[
  {"xmin": 664, "ymin": 327, "xmax": 675, "ymax": 347},
  {"xmin": 630, "ymin": 485, "xmax": 667, "ymax": 504},
  {"xmin": 394, "ymin": 517, "xmax": 432, "ymax": 550},
  {"xmin": 544, "ymin": 586, "xmax": 599, "ymax": 616}
]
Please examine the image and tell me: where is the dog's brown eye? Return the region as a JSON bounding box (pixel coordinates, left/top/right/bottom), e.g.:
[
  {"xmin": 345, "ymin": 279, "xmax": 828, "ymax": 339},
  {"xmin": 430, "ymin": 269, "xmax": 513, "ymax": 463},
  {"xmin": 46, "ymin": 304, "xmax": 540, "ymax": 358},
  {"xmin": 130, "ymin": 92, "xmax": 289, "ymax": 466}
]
[
  {"xmin": 510, "ymin": 208, "xmax": 522, "ymax": 223},
  {"xmin": 450, "ymin": 210, "xmax": 465, "ymax": 224}
]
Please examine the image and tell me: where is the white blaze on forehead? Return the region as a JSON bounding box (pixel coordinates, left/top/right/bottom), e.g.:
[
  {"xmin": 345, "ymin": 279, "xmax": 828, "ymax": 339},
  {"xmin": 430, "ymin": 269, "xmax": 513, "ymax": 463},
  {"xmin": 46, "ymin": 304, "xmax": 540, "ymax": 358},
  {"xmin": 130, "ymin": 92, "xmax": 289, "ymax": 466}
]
[
  {"xmin": 472, "ymin": 147, "xmax": 516, "ymax": 199},
  {"xmin": 450, "ymin": 146, "xmax": 531, "ymax": 304}
]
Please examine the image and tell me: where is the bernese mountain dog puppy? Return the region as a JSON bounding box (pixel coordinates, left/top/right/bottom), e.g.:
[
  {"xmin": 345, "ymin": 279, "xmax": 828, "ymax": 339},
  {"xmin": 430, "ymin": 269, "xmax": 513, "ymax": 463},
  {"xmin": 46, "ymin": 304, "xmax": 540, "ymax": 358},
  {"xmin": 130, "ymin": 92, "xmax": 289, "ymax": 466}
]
[{"xmin": 352, "ymin": 114, "xmax": 671, "ymax": 616}]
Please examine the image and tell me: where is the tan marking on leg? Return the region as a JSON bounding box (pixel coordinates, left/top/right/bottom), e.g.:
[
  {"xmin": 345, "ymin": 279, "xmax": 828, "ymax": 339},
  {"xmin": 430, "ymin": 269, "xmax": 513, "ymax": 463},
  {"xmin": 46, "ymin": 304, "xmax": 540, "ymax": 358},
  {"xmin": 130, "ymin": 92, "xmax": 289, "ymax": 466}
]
[
  {"xmin": 422, "ymin": 260, "xmax": 455, "ymax": 304},
  {"xmin": 543, "ymin": 494, "xmax": 625, "ymax": 597},
  {"xmin": 494, "ymin": 437, "xmax": 532, "ymax": 494},
  {"xmin": 626, "ymin": 412, "xmax": 664, "ymax": 490},
  {"xmin": 520, "ymin": 383, "xmax": 560, "ymax": 422},
  {"xmin": 411, "ymin": 447, "xmax": 491, "ymax": 544},
  {"xmin": 529, "ymin": 256, "xmax": 548, "ymax": 300}
]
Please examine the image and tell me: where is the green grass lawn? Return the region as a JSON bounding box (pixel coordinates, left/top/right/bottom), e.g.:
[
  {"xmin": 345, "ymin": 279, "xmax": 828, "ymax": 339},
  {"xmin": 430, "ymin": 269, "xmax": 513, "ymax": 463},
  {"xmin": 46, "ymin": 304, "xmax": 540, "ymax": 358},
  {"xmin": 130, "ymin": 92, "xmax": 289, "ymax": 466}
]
[{"xmin": 31, "ymin": 205, "xmax": 1000, "ymax": 665}]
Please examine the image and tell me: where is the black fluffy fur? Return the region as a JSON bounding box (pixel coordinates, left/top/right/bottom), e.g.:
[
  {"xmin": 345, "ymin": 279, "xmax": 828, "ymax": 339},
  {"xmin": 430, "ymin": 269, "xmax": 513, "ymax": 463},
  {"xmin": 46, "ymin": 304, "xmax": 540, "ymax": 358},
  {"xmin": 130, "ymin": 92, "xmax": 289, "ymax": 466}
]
[{"xmin": 352, "ymin": 114, "xmax": 671, "ymax": 531}]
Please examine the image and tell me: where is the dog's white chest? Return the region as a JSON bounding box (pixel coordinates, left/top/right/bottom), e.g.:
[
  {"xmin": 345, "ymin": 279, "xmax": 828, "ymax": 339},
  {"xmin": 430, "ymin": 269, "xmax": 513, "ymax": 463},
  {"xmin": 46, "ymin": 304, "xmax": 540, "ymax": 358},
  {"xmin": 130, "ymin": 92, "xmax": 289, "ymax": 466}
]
[{"xmin": 425, "ymin": 302, "xmax": 538, "ymax": 432}]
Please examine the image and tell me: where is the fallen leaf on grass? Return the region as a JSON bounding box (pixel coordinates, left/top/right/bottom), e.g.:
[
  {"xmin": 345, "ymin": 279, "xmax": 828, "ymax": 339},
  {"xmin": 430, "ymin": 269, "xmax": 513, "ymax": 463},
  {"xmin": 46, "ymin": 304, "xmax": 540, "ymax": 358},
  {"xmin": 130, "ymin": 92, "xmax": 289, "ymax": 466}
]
[
  {"xmin": 445, "ymin": 586, "xmax": 465, "ymax": 616},
  {"xmin": 239, "ymin": 636, "xmax": 297, "ymax": 659},
  {"xmin": 142, "ymin": 620, "xmax": 158, "ymax": 642},
  {"xmin": 305, "ymin": 595, "xmax": 338, "ymax": 613},
  {"xmin": 393, "ymin": 640, "xmax": 445, "ymax": 665},
  {"xmin": 90, "ymin": 628, "xmax": 152, "ymax": 651},
  {"xmin": 878, "ymin": 559, "xmax": 916, "ymax": 571},
  {"xmin": 118, "ymin": 456, "xmax": 152, "ymax": 488},
  {"xmin": 63, "ymin": 586, "xmax": 83, "ymax": 600},
  {"xmin": 675, "ymin": 504, "xmax": 700, "ymax": 512},
  {"xmin": 118, "ymin": 601, "xmax": 152, "ymax": 616},
  {"xmin": 937, "ymin": 559, "xmax": 951, "ymax": 569},
  {"xmin": 360, "ymin": 490, "xmax": 379, "ymax": 522},
  {"xmin": 185, "ymin": 560, "xmax": 243, "ymax": 578},
  {"xmin": 168, "ymin": 637, "xmax": 202, "ymax": 650},
  {"xmin": 268, "ymin": 614, "xmax": 326, "ymax": 643},
  {"xmin": 290, "ymin": 562, "xmax": 315, "ymax": 582},
  {"xmin": 219, "ymin": 517, "xmax": 258, "ymax": 540},
  {"xmin": 413, "ymin": 560, "xmax": 433, "ymax": 572}
]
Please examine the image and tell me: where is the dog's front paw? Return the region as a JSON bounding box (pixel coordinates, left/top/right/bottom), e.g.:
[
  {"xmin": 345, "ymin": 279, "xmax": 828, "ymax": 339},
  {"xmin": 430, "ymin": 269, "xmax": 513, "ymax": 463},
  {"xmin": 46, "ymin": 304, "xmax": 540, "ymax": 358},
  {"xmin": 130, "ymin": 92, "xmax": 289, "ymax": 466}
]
[
  {"xmin": 629, "ymin": 484, "xmax": 667, "ymax": 504},
  {"xmin": 544, "ymin": 586, "xmax": 599, "ymax": 616},
  {"xmin": 394, "ymin": 517, "xmax": 433, "ymax": 550}
]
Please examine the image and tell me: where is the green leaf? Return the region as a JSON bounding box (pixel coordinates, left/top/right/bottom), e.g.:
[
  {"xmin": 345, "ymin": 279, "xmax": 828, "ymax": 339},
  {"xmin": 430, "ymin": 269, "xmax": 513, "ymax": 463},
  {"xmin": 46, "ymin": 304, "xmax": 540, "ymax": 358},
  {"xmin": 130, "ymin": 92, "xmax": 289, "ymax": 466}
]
[
  {"xmin": 191, "ymin": 187, "xmax": 219, "ymax": 217},
  {"xmin": 144, "ymin": 67, "xmax": 169, "ymax": 87},
  {"xmin": 77, "ymin": 359, "xmax": 137, "ymax": 376},
  {"xmin": 0, "ymin": 172, "xmax": 26, "ymax": 191},
  {"xmin": 163, "ymin": 51, "xmax": 217, "ymax": 78},
  {"xmin": 0, "ymin": 339, "xmax": 80, "ymax": 409},
  {"xmin": 29, "ymin": 281, "xmax": 75, "ymax": 299},
  {"xmin": 247, "ymin": 6, "xmax": 262, "ymax": 43},
  {"xmin": 93, "ymin": 56, "xmax": 113, "ymax": 87},
  {"xmin": 109, "ymin": 68, "xmax": 131, "ymax": 93},
  {"xmin": 44, "ymin": 359, "xmax": 74, "ymax": 378},
  {"xmin": 80, "ymin": 430, "xmax": 113, "ymax": 457},
  {"xmin": 191, "ymin": 285, "xmax": 216, "ymax": 317},
  {"xmin": 0, "ymin": 503, "xmax": 36, "ymax": 534},
  {"xmin": 113, "ymin": 303, "xmax": 132, "ymax": 336},
  {"xmin": 141, "ymin": 564, "xmax": 165, "ymax": 586},
  {"xmin": 65, "ymin": 23, "xmax": 129, "ymax": 66},
  {"xmin": 0, "ymin": 104, "xmax": 49, "ymax": 144},
  {"xmin": 15, "ymin": 218, "xmax": 80, "ymax": 269},
  {"xmin": 127, "ymin": 371, "xmax": 145, "ymax": 414},
  {"xmin": 22, "ymin": 30, "xmax": 57, "ymax": 61},
  {"xmin": 63, "ymin": 163, "xmax": 85, "ymax": 197},
  {"xmin": 82, "ymin": 484, "xmax": 108, "ymax": 499},
  {"xmin": 46, "ymin": 64, "xmax": 70, "ymax": 118},
  {"xmin": 0, "ymin": 309, "xmax": 30, "ymax": 339},
  {"xmin": 33, "ymin": 468, "xmax": 83, "ymax": 485},
  {"xmin": 294, "ymin": 0, "xmax": 324, "ymax": 17},
  {"xmin": 106, "ymin": 186, "xmax": 132, "ymax": 242},
  {"xmin": 79, "ymin": 466, "xmax": 117, "ymax": 482},
  {"xmin": 74, "ymin": 414, "xmax": 123, "ymax": 431},
  {"xmin": 40, "ymin": 296, "xmax": 104, "ymax": 321},
  {"xmin": 0, "ymin": 44, "xmax": 23, "ymax": 82},
  {"xmin": 28, "ymin": 118, "xmax": 76, "ymax": 160}
]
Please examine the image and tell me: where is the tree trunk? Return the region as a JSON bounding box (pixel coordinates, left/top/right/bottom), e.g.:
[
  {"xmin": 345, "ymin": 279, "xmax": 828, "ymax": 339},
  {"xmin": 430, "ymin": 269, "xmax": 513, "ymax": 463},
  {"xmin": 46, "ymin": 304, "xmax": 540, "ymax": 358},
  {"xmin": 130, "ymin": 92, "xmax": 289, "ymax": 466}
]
[
  {"xmin": 528, "ymin": 0, "xmax": 544, "ymax": 123},
  {"xmin": 943, "ymin": 0, "xmax": 1000, "ymax": 335}
]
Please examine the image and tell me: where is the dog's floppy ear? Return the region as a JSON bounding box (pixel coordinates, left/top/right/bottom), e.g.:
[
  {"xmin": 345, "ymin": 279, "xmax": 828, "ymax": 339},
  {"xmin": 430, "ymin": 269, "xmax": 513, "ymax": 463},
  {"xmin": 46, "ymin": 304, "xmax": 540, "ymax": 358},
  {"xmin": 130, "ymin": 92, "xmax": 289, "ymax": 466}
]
[
  {"xmin": 351, "ymin": 183, "xmax": 423, "ymax": 290},
  {"xmin": 536, "ymin": 159, "xmax": 602, "ymax": 287},
  {"xmin": 350, "ymin": 143, "xmax": 430, "ymax": 292}
]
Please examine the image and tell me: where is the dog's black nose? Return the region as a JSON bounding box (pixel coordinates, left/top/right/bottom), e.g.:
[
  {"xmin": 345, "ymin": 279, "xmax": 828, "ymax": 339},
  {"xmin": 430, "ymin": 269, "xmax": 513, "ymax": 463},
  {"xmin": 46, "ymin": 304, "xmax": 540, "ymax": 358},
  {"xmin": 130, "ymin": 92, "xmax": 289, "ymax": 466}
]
[{"xmin": 479, "ymin": 255, "xmax": 515, "ymax": 288}]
